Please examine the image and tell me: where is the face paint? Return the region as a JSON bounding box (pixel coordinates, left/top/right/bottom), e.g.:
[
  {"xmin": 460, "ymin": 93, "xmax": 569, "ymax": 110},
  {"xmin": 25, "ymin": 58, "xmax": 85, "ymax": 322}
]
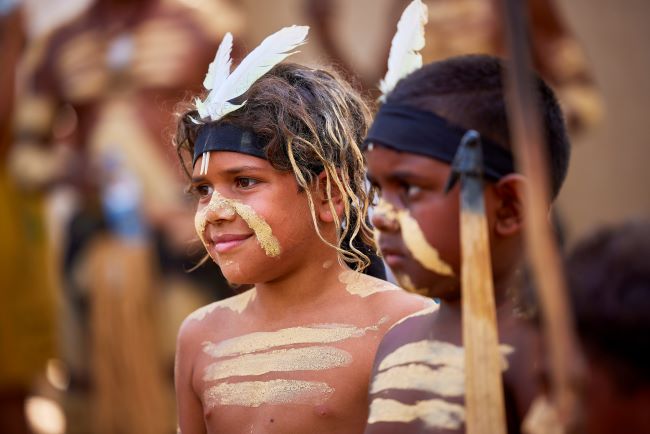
[
  {"xmin": 395, "ymin": 273, "xmax": 429, "ymax": 296},
  {"xmin": 375, "ymin": 198, "xmax": 399, "ymax": 225},
  {"xmin": 195, "ymin": 190, "xmax": 281, "ymax": 258},
  {"xmin": 397, "ymin": 210, "xmax": 454, "ymax": 276},
  {"xmin": 203, "ymin": 346, "xmax": 352, "ymax": 382},
  {"xmin": 203, "ymin": 320, "xmax": 384, "ymax": 358},
  {"xmin": 367, "ymin": 398, "xmax": 465, "ymax": 430},
  {"xmin": 371, "ymin": 363, "xmax": 463, "ymax": 397},
  {"xmin": 322, "ymin": 260, "xmax": 333, "ymax": 269},
  {"xmin": 187, "ymin": 288, "xmax": 256, "ymax": 322},
  {"xmin": 204, "ymin": 379, "xmax": 334, "ymax": 408},
  {"xmin": 339, "ymin": 270, "xmax": 399, "ymax": 297}
]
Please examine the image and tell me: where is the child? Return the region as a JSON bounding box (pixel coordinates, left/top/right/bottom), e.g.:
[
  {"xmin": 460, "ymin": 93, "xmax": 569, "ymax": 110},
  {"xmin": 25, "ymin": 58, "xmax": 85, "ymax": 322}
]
[
  {"xmin": 564, "ymin": 221, "xmax": 650, "ymax": 434},
  {"xmin": 362, "ymin": 54, "xmax": 571, "ymax": 433},
  {"xmin": 173, "ymin": 28, "xmax": 429, "ymax": 434}
]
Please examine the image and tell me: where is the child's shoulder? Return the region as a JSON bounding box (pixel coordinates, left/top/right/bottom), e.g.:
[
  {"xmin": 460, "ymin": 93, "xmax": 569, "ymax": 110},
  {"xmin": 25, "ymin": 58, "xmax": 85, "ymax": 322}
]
[
  {"xmin": 178, "ymin": 287, "xmax": 257, "ymax": 337},
  {"xmin": 339, "ymin": 270, "xmax": 434, "ymax": 321}
]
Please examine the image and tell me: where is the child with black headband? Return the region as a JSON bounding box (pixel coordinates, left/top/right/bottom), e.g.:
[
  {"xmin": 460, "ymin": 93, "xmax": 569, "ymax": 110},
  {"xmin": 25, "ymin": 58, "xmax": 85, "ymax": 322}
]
[
  {"xmin": 362, "ymin": 54, "xmax": 571, "ymax": 433},
  {"xmin": 173, "ymin": 27, "xmax": 429, "ymax": 434}
]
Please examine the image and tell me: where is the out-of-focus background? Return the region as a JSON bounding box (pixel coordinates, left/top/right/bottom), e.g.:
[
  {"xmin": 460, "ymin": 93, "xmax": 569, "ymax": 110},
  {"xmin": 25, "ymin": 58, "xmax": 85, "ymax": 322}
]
[{"xmin": 0, "ymin": 0, "xmax": 648, "ymax": 433}]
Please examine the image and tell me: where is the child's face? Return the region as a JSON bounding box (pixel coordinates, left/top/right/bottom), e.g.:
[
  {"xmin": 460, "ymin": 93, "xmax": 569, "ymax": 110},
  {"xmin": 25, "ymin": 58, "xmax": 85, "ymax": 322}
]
[
  {"xmin": 366, "ymin": 145, "xmax": 461, "ymax": 299},
  {"xmin": 191, "ymin": 151, "xmax": 319, "ymax": 284}
]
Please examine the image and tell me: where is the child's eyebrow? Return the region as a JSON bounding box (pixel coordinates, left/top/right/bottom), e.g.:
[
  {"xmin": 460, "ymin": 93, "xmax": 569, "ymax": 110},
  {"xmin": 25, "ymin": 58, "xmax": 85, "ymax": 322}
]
[
  {"xmin": 389, "ymin": 171, "xmax": 430, "ymax": 183},
  {"xmin": 222, "ymin": 165, "xmax": 266, "ymax": 175}
]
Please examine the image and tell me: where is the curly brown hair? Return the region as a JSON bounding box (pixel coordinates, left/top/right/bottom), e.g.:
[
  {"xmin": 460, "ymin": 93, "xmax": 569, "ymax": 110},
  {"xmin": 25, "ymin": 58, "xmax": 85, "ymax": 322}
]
[{"xmin": 174, "ymin": 63, "xmax": 376, "ymax": 271}]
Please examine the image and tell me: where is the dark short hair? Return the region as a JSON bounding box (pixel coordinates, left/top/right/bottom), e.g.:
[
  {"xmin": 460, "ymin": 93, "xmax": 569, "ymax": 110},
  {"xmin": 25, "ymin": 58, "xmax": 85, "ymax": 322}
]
[
  {"xmin": 385, "ymin": 54, "xmax": 571, "ymax": 199},
  {"xmin": 566, "ymin": 221, "xmax": 650, "ymax": 391}
]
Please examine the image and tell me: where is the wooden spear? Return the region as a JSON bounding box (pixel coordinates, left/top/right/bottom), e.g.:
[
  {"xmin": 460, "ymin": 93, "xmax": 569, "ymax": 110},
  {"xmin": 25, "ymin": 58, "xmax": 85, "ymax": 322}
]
[
  {"xmin": 445, "ymin": 131, "xmax": 507, "ymax": 434},
  {"xmin": 498, "ymin": 0, "xmax": 584, "ymax": 430}
]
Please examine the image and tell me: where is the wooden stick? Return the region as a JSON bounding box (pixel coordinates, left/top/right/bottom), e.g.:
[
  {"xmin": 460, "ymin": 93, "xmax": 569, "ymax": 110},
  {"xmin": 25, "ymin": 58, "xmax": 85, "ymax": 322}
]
[
  {"xmin": 447, "ymin": 132, "xmax": 507, "ymax": 434},
  {"xmin": 498, "ymin": 0, "xmax": 584, "ymax": 430}
]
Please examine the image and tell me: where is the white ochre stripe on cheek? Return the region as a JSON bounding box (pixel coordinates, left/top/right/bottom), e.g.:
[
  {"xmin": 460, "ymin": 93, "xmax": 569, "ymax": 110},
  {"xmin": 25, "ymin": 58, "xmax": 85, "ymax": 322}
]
[
  {"xmin": 397, "ymin": 210, "xmax": 454, "ymax": 276},
  {"xmin": 367, "ymin": 398, "xmax": 465, "ymax": 429},
  {"xmin": 194, "ymin": 191, "xmax": 281, "ymax": 257},
  {"xmin": 203, "ymin": 320, "xmax": 382, "ymax": 358},
  {"xmin": 202, "ymin": 346, "xmax": 352, "ymax": 382},
  {"xmin": 204, "ymin": 379, "xmax": 334, "ymax": 408}
]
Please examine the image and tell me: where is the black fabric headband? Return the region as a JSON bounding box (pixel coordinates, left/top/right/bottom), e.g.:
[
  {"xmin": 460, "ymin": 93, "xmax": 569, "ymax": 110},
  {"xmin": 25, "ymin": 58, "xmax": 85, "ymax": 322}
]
[
  {"xmin": 364, "ymin": 103, "xmax": 515, "ymax": 181},
  {"xmin": 193, "ymin": 123, "xmax": 267, "ymax": 166}
]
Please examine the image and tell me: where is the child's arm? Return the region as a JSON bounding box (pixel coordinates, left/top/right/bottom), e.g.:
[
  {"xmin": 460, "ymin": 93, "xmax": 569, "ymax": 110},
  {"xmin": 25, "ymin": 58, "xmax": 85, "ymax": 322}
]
[{"xmin": 175, "ymin": 321, "xmax": 207, "ymax": 434}]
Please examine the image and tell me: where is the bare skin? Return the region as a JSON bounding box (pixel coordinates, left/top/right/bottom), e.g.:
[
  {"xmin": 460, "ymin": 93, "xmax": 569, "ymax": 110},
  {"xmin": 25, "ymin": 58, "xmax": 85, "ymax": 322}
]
[
  {"xmin": 175, "ymin": 151, "xmax": 430, "ymax": 434},
  {"xmin": 363, "ymin": 145, "xmax": 541, "ymax": 434}
]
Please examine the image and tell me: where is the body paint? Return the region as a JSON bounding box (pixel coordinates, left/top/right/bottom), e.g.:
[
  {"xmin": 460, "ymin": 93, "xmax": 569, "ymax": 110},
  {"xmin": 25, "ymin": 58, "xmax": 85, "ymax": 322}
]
[
  {"xmin": 322, "ymin": 260, "xmax": 333, "ymax": 269},
  {"xmin": 194, "ymin": 190, "xmax": 281, "ymax": 257},
  {"xmin": 187, "ymin": 288, "xmax": 256, "ymax": 322},
  {"xmin": 371, "ymin": 364, "xmax": 463, "ymax": 396},
  {"xmin": 388, "ymin": 302, "xmax": 438, "ymax": 331},
  {"xmin": 367, "ymin": 398, "xmax": 465, "ymax": 430},
  {"xmin": 369, "ymin": 340, "xmax": 514, "ymax": 426},
  {"xmin": 204, "ymin": 379, "xmax": 334, "ymax": 408},
  {"xmin": 397, "ymin": 210, "xmax": 454, "ymax": 276},
  {"xmin": 338, "ymin": 270, "xmax": 399, "ymax": 297},
  {"xmin": 203, "ymin": 320, "xmax": 383, "ymax": 358},
  {"xmin": 378, "ymin": 340, "xmax": 513, "ymax": 372},
  {"xmin": 203, "ymin": 346, "xmax": 352, "ymax": 382}
]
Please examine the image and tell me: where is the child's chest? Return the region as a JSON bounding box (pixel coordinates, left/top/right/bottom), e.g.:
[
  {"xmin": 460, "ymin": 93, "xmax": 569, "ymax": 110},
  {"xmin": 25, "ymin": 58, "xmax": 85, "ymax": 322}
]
[{"xmin": 192, "ymin": 315, "xmax": 389, "ymax": 433}]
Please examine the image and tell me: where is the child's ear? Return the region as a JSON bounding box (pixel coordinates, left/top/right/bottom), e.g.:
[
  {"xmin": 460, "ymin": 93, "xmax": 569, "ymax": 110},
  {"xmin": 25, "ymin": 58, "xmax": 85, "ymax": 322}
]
[
  {"xmin": 315, "ymin": 171, "xmax": 344, "ymax": 223},
  {"xmin": 492, "ymin": 174, "xmax": 526, "ymax": 237}
]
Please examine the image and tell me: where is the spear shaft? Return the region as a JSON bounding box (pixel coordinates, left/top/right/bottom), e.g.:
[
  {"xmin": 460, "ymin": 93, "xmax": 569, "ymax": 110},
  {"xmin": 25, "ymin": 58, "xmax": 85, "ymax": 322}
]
[{"xmin": 498, "ymin": 0, "xmax": 583, "ymax": 429}]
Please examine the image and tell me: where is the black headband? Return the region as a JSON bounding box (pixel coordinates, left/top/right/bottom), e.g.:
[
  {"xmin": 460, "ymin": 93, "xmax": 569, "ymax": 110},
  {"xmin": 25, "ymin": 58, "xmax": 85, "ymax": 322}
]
[
  {"xmin": 193, "ymin": 123, "xmax": 267, "ymax": 166},
  {"xmin": 364, "ymin": 103, "xmax": 515, "ymax": 181}
]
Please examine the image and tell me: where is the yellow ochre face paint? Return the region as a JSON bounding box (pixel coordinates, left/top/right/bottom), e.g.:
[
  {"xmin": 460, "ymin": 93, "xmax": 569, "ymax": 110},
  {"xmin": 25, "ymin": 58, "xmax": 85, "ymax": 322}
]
[
  {"xmin": 194, "ymin": 190, "xmax": 281, "ymax": 257},
  {"xmin": 397, "ymin": 209, "xmax": 454, "ymax": 276},
  {"xmin": 396, "ymin": 273, "xmax": 429, "ymax": 296},
  {"xmin": 373, "ymin": 199, "xmax": 453, "ymax": 276}
]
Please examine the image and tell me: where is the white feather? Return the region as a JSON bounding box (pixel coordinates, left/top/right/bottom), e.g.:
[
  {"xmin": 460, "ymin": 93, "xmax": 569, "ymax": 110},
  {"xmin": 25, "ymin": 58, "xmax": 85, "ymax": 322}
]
[
  {"xmin": 197, "ymin": 25, "xmax": 309, "ymax": 121},
  {"xmin": 203, "ymin": 32, "xmax": 233, "ymax": 90},
  {"xmin": 379, "ymin": 0, "xmax": 428, "ymax": 98}
]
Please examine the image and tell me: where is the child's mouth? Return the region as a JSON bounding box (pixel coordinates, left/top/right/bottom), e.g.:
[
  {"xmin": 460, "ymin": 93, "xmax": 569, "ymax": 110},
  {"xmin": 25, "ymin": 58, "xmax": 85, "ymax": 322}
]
[{"xmin": 210, "ymin": 233, "xmax": 253, "ymax": 253}]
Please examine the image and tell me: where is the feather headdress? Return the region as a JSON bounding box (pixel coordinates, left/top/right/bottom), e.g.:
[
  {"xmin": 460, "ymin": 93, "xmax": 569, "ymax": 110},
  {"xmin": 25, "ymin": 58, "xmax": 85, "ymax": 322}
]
[
  {"xmin": 196, "ymin": 25, "xmax": 309, "ymax": 121},
  {"xmin": 379, "ymin": 0, "xmax": 428, "ymax": 100},
  {"xmin": 194, "ymin": 25, "xmax": 309, "ymax": 174}
]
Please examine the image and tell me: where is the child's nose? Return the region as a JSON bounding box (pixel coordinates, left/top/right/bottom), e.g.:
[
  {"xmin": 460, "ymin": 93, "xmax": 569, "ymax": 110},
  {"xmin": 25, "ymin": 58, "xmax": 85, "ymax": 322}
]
[
  {"xmin": 205, "ymin": 200, "xmax": 236, "ymax": 223},
  {"xmin": 371, "ymin": 211, "xmax": 399, "ymax": 233}
]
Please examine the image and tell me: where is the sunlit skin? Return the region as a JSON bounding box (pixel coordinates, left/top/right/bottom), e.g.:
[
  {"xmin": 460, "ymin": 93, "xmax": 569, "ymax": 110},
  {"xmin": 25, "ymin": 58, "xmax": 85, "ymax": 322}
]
[
  {"xmin": 175, "ymin": 151, "xmax": 430, "ymax": 434},
  {"xmin": 363, "ymin": 144, "xmax": 541, "ymax": 434}
]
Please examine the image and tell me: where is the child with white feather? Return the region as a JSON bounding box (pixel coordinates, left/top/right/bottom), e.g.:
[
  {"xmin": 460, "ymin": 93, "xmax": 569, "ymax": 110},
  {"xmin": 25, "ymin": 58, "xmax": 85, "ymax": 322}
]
[
  {"xmin": 173, "ymin": 26, "xmax": 429, "ymax": 434},
  {"xmin": 362, "ymin": 0, "xmax": 565, "ymax": 432}
]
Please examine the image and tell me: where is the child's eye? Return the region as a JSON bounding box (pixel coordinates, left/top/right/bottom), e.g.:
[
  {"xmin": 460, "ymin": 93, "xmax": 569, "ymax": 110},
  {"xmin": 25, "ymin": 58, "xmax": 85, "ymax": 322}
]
[
  {"xmin": 191, "ymin": 184, "xmax": 214, "ymax": 199},
  {"xmin": 235, "ymin": 177, "xmax": 259, "ymax": 189},
  {"xmin": 406, "ymin": 185, "xmax": 423, "ymax": 199}
]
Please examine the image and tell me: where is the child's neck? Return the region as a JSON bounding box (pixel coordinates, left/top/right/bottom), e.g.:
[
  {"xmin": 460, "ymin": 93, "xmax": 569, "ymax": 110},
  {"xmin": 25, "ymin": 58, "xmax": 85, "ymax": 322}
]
[{"xmin": 252, "ymin": 250, "xmax": 348, "ymax": 320}]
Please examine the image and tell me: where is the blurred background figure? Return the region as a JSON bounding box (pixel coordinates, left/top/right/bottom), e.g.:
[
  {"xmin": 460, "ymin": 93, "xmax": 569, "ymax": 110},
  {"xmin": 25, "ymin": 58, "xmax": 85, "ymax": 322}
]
[
  {"xmin": 566, "ymin": 220, "xmax": 650, "ymax": 434},
  {"xmin": 0, "ymin": 2, "xmax": 58, "ymax": 433},
  {"xmin": 6, "ymin": 0, "xmax": 242, "ymax": 432}
]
